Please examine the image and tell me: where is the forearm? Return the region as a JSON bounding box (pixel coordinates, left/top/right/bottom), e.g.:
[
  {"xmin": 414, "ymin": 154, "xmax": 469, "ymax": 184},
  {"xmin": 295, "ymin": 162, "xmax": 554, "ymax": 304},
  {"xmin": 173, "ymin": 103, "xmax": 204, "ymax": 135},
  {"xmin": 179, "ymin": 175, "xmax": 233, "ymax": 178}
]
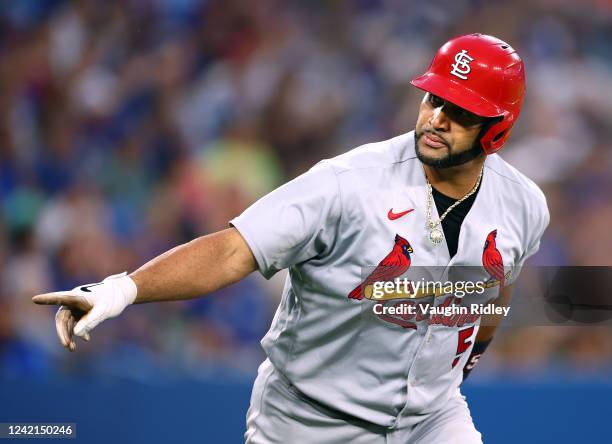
[
  {"xmin": 475, "ymin": 283, "xmax": 513, "ymax": 341},
  {"xmin": 463, "ymin": 284, "xmax": 513, "ymax": 380},
  {"xmin": 129, "ymin": 228, "xmax": 257, "ymax": 303}
]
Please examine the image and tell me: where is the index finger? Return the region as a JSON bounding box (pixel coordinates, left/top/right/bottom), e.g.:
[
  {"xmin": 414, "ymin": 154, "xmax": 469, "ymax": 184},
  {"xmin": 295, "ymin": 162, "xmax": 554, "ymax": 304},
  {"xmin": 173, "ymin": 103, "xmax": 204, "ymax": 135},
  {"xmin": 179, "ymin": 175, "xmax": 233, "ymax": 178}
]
[{"xmin": 32, "ymin": 292, "xmax": 92, "ymax": 312}]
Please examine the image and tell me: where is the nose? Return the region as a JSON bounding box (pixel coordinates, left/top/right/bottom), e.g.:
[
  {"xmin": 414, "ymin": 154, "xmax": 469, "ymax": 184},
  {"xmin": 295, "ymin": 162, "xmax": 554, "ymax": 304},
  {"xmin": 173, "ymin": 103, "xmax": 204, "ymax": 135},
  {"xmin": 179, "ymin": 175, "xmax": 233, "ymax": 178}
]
[{"xmin": 429, "ymin": 105, "xmax": 451, "ymax": 132}]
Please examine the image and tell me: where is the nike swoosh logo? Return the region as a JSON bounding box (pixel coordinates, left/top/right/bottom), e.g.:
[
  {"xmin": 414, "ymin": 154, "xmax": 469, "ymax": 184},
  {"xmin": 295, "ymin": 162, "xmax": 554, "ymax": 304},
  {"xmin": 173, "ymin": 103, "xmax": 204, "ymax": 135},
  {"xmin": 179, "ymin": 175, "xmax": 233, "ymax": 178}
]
[
  {"xmin": 80, "ymin": 282, "xmax": 103, "ymax": 292},
  {"xmin": 388, "ymin": 208, "xmax": 415, "ymax": 220}
]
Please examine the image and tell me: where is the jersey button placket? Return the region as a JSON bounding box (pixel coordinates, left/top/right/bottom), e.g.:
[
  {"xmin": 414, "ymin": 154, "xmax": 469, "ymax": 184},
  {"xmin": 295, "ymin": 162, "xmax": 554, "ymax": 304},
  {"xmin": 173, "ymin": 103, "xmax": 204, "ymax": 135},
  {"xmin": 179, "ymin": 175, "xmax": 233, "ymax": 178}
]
[{"xmin": 407, "ymin": 326, "xmax": 429, "ymax": 389}]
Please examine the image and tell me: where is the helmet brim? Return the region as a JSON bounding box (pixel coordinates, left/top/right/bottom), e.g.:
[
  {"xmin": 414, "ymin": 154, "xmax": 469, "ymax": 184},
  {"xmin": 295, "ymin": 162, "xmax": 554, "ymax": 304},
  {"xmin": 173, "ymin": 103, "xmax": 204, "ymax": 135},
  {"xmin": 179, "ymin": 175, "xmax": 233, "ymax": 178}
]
[{"xmin": 410, "ymin": 72, "xmax": 504, "ymax": 118}]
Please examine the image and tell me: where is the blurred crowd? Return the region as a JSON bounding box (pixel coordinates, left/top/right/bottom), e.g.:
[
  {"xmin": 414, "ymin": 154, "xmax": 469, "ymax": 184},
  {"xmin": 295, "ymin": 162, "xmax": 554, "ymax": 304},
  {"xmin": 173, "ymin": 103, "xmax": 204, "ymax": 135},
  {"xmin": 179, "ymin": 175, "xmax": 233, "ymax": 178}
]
[{"xmin": 1, "ymin": 0, "xmax": 612, "ymax": 382}]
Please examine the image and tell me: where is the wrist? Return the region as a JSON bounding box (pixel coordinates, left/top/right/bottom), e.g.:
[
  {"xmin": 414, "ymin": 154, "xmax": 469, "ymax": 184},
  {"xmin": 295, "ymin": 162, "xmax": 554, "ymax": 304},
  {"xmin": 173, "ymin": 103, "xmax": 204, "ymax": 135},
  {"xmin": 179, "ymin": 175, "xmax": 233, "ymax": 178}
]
[
  {"xmin": 117, "ymin": 274, "xmax": 138, "ymax": 306},
  {"xmin": 103, "ymin": 272, "xmax": 138, "ymax": 307},
  {"xmin": 462, "ymin": 338, "xmax": 493, "ymax": 381}
]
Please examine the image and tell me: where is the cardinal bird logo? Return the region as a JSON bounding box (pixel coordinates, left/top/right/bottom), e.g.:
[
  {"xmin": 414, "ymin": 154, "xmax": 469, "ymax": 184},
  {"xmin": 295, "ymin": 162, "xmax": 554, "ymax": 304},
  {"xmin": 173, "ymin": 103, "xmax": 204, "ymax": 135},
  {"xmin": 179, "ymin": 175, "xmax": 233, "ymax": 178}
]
[
  {"xmin": 348, "ymin": 234, "xmax": 414, "ymax": 300},
  {"xmin": 482, "ymin": 229, "xmax": 505, "ymax": 290}
]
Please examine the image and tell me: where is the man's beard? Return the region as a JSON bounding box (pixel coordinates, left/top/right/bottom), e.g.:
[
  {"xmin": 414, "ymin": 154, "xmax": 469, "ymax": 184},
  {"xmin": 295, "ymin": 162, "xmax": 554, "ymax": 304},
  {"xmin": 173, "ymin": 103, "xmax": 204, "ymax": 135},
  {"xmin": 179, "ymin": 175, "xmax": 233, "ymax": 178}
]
[{"xmin": 414, "ymin": 131, "xmax": 484, "ymax": 169}]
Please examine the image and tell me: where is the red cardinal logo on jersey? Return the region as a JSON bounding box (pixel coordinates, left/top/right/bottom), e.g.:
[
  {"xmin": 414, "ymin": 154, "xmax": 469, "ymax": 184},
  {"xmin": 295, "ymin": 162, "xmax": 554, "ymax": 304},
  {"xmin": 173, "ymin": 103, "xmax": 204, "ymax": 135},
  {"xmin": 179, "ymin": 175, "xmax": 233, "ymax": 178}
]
[
  {"xmin": 348, "ymin": 234, "xmax": 413, "ymax": 300},
  {"xmin": 482, "ymin": 229, "xmax": 505, "ymax": 290}
]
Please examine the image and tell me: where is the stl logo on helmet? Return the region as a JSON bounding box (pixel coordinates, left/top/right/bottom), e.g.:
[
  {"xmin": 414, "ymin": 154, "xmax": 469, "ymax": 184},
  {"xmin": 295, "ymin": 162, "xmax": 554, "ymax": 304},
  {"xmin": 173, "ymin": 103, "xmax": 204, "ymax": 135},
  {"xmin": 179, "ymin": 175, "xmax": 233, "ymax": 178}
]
[{"xmin": 450, "ymin": 49, "xmax": 474, "ymax": 80}]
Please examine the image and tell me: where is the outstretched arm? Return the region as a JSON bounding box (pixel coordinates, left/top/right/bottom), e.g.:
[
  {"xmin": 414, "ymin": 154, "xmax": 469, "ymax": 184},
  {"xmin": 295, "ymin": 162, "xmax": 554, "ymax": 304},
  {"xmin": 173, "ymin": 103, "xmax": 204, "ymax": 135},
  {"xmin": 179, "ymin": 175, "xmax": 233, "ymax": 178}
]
[
  {"xmin": 32, "ymin": 227, "xmax": 257, "ymax": 351},
  {"xmin": 130, "ymin": 227, "xmax": 257, "ymax": 303}
]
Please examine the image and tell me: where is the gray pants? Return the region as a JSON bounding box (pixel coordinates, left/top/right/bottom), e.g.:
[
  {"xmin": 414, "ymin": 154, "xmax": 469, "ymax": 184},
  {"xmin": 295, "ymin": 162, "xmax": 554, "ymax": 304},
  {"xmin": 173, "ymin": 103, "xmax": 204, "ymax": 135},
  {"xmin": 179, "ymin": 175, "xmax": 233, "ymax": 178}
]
[{"xmin": 245, "ymin": 359, "xmax": 482, "ymax": 444}]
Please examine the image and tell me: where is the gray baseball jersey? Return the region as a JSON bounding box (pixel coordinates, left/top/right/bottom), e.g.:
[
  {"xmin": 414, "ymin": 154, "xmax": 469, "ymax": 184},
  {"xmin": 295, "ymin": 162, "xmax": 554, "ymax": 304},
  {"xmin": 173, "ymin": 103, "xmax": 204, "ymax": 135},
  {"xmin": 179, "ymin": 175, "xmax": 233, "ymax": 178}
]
[{"xmin": 230, "ymin": 131, "xmax": 549, "ymax": 429}]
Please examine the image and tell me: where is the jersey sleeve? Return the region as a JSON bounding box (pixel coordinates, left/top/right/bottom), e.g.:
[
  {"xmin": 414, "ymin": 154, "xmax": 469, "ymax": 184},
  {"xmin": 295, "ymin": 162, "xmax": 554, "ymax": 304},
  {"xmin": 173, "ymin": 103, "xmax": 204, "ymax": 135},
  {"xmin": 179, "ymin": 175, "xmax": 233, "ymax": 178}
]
[
  {"xmin": 508, "ymin": 192, "xmax": 550, "ymax": 284},
  {"xmin": 523, "ymin": 193, "xmax": 550, "ymax": 263},
  {"xmin": 229, "ymin": 161, "xmax": 342, "ymax": 279}
]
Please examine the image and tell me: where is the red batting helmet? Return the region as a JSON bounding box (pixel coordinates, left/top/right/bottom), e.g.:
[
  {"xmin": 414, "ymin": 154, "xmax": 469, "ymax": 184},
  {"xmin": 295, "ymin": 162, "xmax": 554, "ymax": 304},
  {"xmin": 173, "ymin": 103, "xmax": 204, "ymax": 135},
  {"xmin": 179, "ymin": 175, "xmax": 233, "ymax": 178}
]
[{"xmin": 410, "ymin": 33, "xmax": 525, "ymax": 154}]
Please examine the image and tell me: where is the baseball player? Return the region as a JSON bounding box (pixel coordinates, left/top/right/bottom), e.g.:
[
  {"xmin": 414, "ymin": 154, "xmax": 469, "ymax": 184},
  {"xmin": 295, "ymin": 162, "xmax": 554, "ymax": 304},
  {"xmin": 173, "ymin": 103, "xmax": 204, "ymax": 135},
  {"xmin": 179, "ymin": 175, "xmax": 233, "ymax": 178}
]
[{"xmin": 32, "ymin": 34, "xmax": 549, "ymax": 443}]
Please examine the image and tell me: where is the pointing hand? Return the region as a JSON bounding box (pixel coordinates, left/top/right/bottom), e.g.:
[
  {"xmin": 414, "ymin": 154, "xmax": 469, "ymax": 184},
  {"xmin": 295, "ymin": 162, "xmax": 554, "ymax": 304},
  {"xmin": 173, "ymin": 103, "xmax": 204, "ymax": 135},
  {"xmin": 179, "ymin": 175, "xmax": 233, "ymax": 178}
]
[{"xmin": 32, "ymin": 273, "xmax": 137, "ymax": 352}]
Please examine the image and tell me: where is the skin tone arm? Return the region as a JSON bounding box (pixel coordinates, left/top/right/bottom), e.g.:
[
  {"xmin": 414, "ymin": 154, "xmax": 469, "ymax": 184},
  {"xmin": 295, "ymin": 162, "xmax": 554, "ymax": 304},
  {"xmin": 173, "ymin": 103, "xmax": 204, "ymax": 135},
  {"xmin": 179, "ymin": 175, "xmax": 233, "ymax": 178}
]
[
  {"xmin": 461, "ymin": 285, "xmax": 512, "ymax": 380},
  {"xmin": 130, "ymin": 227, "xmax": 257, "ymax": 303},
  {"xmin": 32, "ymin": 227, "xmax": 258, "ymax": 351},
  {"xmin": 476, "ymin": 284, "xmax": 513, "ymax": 342}
]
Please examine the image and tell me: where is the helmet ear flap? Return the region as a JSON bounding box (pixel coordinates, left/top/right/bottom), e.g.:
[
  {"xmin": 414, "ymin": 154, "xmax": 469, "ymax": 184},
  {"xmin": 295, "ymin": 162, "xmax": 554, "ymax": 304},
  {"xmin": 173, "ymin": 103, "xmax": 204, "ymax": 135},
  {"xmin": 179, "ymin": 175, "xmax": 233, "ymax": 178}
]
[{"xmin": 479, "ymin": 115, "xmax": 512, "ymax": 155}]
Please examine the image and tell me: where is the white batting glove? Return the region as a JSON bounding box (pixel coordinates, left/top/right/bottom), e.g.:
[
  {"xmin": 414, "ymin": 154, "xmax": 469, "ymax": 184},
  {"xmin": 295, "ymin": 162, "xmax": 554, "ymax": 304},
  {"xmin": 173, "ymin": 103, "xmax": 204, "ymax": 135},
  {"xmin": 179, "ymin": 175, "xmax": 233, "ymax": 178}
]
[{"xmin": 32, "ymin": 272, "xmax": 137, "ymax": 351}]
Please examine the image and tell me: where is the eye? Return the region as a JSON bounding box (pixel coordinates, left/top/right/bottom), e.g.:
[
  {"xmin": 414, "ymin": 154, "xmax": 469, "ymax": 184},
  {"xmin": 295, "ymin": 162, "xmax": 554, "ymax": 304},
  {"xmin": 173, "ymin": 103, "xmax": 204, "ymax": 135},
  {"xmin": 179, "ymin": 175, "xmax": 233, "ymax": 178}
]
[
  {"xmin": 448, "ymin": 104, "xmax": 487, "ymax": 127},
  {"xmin": 428, "ymin": 94, "xmax": 445, "ymax": 108},
  {"xmin": 456, "ymin": 108, "xmax": 477, "ymax": 119}
]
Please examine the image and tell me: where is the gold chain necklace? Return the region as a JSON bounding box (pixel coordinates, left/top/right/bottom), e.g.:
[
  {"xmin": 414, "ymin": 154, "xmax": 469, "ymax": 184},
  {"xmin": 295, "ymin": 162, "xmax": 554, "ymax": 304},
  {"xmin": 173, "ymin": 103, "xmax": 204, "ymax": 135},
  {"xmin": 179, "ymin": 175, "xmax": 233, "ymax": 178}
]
[{"xmin": 425, "ymin": 167, "xmax": 483, "ymax": 245}]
